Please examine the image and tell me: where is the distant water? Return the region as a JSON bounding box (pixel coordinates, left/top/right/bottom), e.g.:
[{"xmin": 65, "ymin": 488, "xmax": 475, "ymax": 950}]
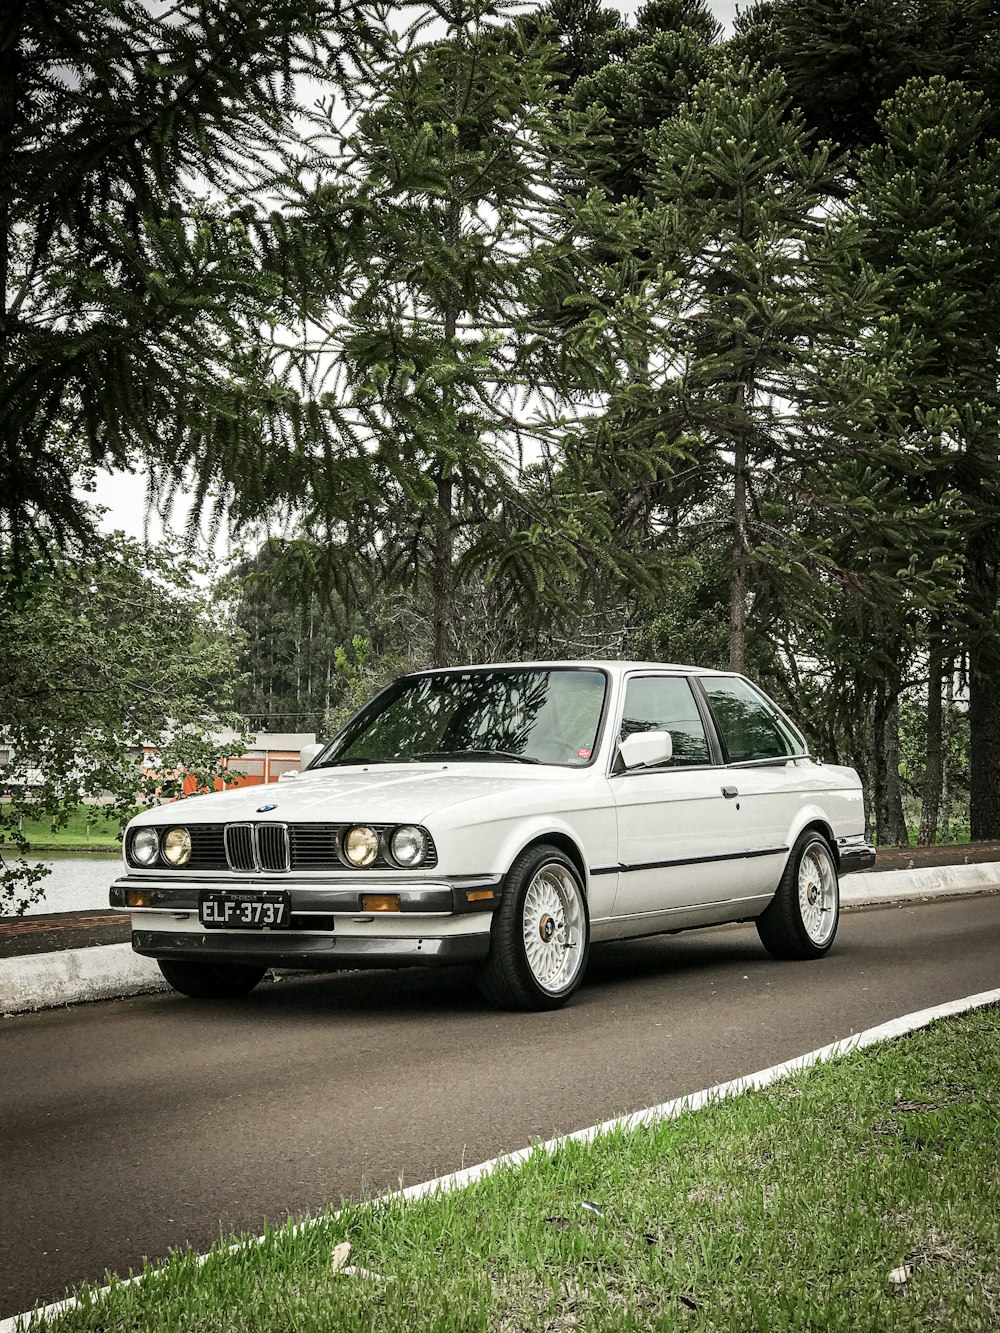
[{"xmin": 3, "ymin": 851, "xmax": 122, "ymax": 917}]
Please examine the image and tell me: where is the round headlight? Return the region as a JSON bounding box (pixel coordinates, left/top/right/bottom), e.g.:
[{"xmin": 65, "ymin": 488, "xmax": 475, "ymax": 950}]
[
  {"xmin": 390, "ymin": 825, "xmax": 428, "ymax": 868},
  {"xmin": 162, "ymin": 827, "xmax": 192, "ymax": 867},
  {"xmin": 343, "ymin": 825, "xmax": 380, "ymax": 867},
  {"xmin": 131, "ymin": 827, "xmax": 160, "ymax": 866}
]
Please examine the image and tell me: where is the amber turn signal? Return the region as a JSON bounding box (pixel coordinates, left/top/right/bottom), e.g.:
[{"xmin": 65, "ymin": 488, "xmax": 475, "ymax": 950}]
[
  {"xmin": 126, "ymin": 889, "xmax": 152, "ymax": 908},
  {"xmin": 360, "ymin": 893, "xmax": 401, "ymax": 913},
  {"xmin": 466, "ymin": 889, "xmax": 495, "ymax": 902}
]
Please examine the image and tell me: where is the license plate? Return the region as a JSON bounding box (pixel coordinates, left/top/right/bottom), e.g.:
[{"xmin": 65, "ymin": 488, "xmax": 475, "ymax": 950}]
[{"xmin": 199, "ymin": 891, "xmax": 291, "ymax": 930}]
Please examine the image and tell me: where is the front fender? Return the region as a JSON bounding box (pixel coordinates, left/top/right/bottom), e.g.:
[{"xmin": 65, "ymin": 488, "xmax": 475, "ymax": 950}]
[
  {"xmin": 436, "ymin": 806, "xmax": 618, "ymax": 921},
  {"xmin": 499, "ymin": 814, "xmax": 618, "ymax": 922}
]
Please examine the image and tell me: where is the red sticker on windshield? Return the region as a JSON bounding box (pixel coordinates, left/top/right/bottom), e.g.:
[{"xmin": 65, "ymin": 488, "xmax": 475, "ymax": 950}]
[{"xmin": 577, "ymin": 747, "xmax": 592, "ymax": 760}]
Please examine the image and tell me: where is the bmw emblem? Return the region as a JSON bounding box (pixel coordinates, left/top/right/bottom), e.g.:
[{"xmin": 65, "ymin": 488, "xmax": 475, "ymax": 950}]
[{"xmin": 257, "ymin": 802, "xmax": 278, "ymax": 813}]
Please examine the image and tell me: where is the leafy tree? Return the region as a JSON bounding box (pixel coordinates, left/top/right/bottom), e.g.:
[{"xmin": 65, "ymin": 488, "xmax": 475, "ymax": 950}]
[
  {"xmin": 733, "ymin": 0, "xmax": 920, "ymax": 149},
  {"xmin": 525, "ymin": 0, "xmax": 722, "ymax": 642},
  {"xmin": 544, "ymin": 54, "xmax": 962, "ymax": 845},
  {"xmin": 734, "ymin": 0, "xmax": 1000, "ymax": 151},
  {"xmin": 854, "ymin": 75, "xmax": 1000, "ymax": 839},
  {"xmin": 523, "ymin": 0, "xmax": 630, "ymax": 87},
  {"xmin": 637, "ymin": 59, "xmax": 934, "ymax": 675},
  {"xmin": 219, "ymin": 540, "xmax": 350, "ymax": 733},
  {"xmin": 218, "ymin": 538, "xmax": 435, "ymax": 732},
  {"xmin": 898, "ymin": 688, "xmax": 971, "ymax": 840},
  {"xmin": 570, "ymin": 15, "xmax": 718, "ymax": 201},
  {"xmin": 631, "ymin": 538, "xmax": 730, "ymax": 668},
  {"xmin": 0, "ymin": 0, "xmax": 367, "ymax": 577},
  {"xmin": 0, "ymin": 531, "xmax": 248, "ymax": 913},
  {"xmin": 287, "ymin": 0, "xmax": 634, "ymax": 666}
]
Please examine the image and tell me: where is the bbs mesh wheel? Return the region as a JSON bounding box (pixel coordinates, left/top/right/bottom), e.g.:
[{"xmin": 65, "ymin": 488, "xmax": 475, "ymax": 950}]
[
  {"xmin": 475, "ymin": 844, "xmax": 590, "ymax": 1011},
  {"xmin": 756, "ymin": 831, "xmax": 839, "ymax": 960}
]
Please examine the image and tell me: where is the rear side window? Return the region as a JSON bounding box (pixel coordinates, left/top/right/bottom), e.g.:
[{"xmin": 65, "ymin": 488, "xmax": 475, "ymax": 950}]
[
  {"xmin": 701, "ymin": 676, "xmax": 805, "ymax": 763},
  {"xmin": 619, "ymin": 676, "xmax": 712, "ymax": 767}
]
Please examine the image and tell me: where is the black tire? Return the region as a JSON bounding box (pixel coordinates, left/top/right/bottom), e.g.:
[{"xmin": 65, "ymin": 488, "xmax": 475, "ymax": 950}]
[
  {"xmin": 756, "ymin": 831, "xmax": 840, "ymax": 960},
  {"xmin": 475, "ymin": 844, "xmax": 591, "ymax": 1012},
  {"xmin": 157, "ymin": 959, "xmax": 267, "ymax": 999}
]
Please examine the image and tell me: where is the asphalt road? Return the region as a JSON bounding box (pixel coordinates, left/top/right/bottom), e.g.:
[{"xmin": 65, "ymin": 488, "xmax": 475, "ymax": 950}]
[{"xmin": 2, "ymin": 896, "xmax": 999, "ymax": 1320}]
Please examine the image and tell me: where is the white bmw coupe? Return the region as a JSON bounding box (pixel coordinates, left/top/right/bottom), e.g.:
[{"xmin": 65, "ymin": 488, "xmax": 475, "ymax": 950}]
[{"xmin": 112, "ymin": 662, "xmax": 875, "ymax": 1010}]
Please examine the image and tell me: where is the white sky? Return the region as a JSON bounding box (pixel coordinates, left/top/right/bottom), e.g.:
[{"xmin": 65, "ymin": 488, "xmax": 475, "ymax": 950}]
[
  {"xmin": 92, "ymin": 0, "xmax": 743, "ymax": 552},
  {"xmin": 706, "ymin": 0, "xmax": 741, "ymax": 27}
]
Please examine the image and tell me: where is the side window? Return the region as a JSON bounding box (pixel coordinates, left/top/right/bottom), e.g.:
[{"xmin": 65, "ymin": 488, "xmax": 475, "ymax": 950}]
[
  {"xmin": 701, "ymin": 677, "xmax": 805, "ymax": 763},
  {"xmin": 618, "ymin": 676, "xmax": 712, "ymax": 767}
]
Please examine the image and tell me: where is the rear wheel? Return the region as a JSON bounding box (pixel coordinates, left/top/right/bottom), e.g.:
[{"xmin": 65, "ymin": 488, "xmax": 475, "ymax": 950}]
[
  {"xmin": 476, "ymin": 844, "xmax": 590, "ymax": 1011},
  {"xmin": 756, "ymin": 831, "xmax": 839, "ymax": 960},
  {"xmin": 157, "ymin": 959, "xmax": 267, "ymax": 999}
]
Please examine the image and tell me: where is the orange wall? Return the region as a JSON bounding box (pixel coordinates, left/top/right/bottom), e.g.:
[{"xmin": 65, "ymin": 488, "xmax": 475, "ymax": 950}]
[{"xmin": 180, "ymin": 751, "xmax": 300, "ymax": 795}]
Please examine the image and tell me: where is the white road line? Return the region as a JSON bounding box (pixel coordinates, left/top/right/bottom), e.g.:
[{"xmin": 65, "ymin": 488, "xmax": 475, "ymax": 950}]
[{"xmin": 4, "ymin": 987, "xmax": 999, "ymax": 1333}]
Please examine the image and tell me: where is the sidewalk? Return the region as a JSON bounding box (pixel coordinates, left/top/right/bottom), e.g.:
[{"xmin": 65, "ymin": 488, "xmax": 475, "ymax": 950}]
[{"xmin": 2, "ymin": 853, "xmax": 998, "ymax": 1015}]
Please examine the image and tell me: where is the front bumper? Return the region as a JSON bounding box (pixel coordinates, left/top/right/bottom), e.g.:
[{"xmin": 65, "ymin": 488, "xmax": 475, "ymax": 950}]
[
  {"xmin": 114, "ymin": 872, "xmax": 499, "ymax": 971},
  {"xmin": 110, "ymin": 873, "xmax": 502, "ymax": 917},
  {"xmin": 837, "ymin": 837, "xmax": 877, "ymax": 875},
  {"xmin": 132, "ymin": 928, "xmax": 489, "ymax": 970}
]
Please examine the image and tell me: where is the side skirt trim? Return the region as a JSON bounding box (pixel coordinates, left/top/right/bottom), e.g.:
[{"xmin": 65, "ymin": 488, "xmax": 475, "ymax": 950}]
[{"xmin": 590, "ymin": 845, "xmax": 788, "ymax": 877}]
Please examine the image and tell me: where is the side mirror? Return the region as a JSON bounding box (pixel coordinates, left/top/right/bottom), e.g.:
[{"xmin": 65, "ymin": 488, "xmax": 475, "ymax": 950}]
[
  {"xmin": 299, "ymin": 742, "xmax": 324, "ymax": 769},
  {"xmin": 618, "ymin": 729, "xmax": 673, "ymax": 771}
]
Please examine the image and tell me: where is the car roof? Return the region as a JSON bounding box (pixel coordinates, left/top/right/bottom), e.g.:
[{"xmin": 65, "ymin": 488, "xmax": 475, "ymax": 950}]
[{"xmin": 408, "ymin": 661, "xmax": 731, "ymax": 677}]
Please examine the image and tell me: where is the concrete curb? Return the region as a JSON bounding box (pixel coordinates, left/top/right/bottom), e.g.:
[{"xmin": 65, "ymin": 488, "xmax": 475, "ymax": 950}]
[
  {"xmin": 2, "ymin": 862, "xmax": 998, "ymax": 1016},
  {"xmin": 841, "ymin": 861, "xmax": 1000, "ymax": 906},
  {"xmin": 0, "ymin": 944, "xmax": 168, "ymax": 1014}
]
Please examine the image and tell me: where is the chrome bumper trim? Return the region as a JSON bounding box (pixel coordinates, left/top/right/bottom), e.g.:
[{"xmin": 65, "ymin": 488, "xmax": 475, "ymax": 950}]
[
  {"xmin": 837, "ymin": 839, "xmax": 877, "ymax": 875},
  {"xmin": 111, "ymin": 874, "xmax": 502, "ymax": 915}
]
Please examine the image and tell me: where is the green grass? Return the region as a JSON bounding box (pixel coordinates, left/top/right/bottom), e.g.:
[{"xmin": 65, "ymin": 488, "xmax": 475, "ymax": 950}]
[
  {"xmin": 901, "ymin": 826, "xmax": 974, "ymax": 847},
  {"xmin": 1, "ymin": 805, "xmax": 122, "ymax": 850},
  {"xmin": 23, "ymin": 1005, "xmax": 1000, "ymax": 1332}
]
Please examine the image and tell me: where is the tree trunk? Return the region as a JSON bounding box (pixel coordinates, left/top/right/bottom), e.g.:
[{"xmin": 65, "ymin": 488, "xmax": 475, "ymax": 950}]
[
  {"xmin": 969, "ymin": 663, "xmax": 1000, "ymax": 839},
  {"xmin": 0, "ymin": 3, "xmax": 22, "ymax": 337},
  {"xmin": 430, "ymin": 153, "xmax": 462, "ymax": 670},
  {"xmin": 918, "ymin": 639, "xmax": 944, "ymax": 845},
  {"xmin": 940, "ymin": 668, "xmax": 953, "ymax": 842},
  {"xmin": 306, "ymin": 604, "xmax": 313, "ymax": 702},
  {"xmin": 729, "ymin": 428, "xmax": 748, "ymax": 673},
  {"xmin": 873, "ymin": 687, "xmax": 909, "ymax": 845},
  {"xmin": 294, "ymin": 629, "xmax": 301, "ymax": 710},
  {"xmin": 853, "ymin": 739, "xmax": 875, "ymax": 843},
  {"xmin": 432, "ymin": 470, "xmax": 454, "ymax": 667},
  {"xmin": 968, "ymin": 535, "xmax": 1000, "ymax": 840}
]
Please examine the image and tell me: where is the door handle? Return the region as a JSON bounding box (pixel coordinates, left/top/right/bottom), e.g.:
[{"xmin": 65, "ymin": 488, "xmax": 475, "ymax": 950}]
[{"xmin": 722, "ymin": 785, "xmax": 739, "ymax": 799}]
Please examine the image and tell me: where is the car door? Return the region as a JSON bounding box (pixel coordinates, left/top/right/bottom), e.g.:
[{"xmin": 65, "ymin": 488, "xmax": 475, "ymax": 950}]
[
  {"xmin": 610, "ymin": 673, "xmax": 747, "ymax": 919},
  {"xmin": 693, "ymin": 674, "xmax": 806, "ymax": 896}
]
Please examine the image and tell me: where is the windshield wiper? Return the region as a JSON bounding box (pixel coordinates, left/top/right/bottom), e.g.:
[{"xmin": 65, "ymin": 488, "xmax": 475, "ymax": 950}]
[
  {"xmin": 318, "ymin": 756, "xmax": 411, "ymax": 768},
  {"xmin": 408, "ymin": 749, "xmax": 542, "ymax": 765}
]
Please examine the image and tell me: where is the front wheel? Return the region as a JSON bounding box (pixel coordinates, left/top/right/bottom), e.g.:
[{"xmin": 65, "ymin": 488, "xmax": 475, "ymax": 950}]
[
  {"xmin": 756, "ymin": 832, "xmax": 840, "ymax": 960},
  {"xmin": 475, "ymin": 845, "xmax": 590, "ymax": 1011},
  {"xmin": 157, "ymin": 959, "xmax": 267, "ymax": 999}
]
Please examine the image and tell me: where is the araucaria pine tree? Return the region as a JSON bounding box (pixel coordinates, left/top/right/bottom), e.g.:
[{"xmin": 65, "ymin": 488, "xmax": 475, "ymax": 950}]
[
  {"xmin": 290, "ymin": 0, "xmax": 620, "ymax": 665},
  {"xmin": 0, "ymin": 0, "xmax": 361, "ymax": 575},
  {"xmin": 639, "ymin": 60, "xmax": 919, "ymax": 674},
  {"xmin": 854, "ymin": 76, "xmax": 1000, "ymax": 840}
]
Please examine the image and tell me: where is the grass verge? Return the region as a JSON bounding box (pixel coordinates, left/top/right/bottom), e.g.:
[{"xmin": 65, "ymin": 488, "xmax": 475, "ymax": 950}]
[
  {"xmin": 23, "ymin": 1006, "xmax": 1000, "ymax": 1333},
  {"xmin": 1, "ymin": 805, "xmax": 121, "ymax": 851}
]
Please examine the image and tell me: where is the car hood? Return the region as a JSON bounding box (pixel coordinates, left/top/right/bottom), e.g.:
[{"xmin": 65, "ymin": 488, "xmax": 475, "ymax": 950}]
[{"xmin": 132, "ymin": 763, "xmax": 583, "ymax": 827}]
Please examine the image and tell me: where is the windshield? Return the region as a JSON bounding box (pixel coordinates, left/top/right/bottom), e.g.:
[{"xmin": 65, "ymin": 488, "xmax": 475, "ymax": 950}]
[{"xmin": 317, "ymin": 668, "xmax": 609, "ymax": 768}]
